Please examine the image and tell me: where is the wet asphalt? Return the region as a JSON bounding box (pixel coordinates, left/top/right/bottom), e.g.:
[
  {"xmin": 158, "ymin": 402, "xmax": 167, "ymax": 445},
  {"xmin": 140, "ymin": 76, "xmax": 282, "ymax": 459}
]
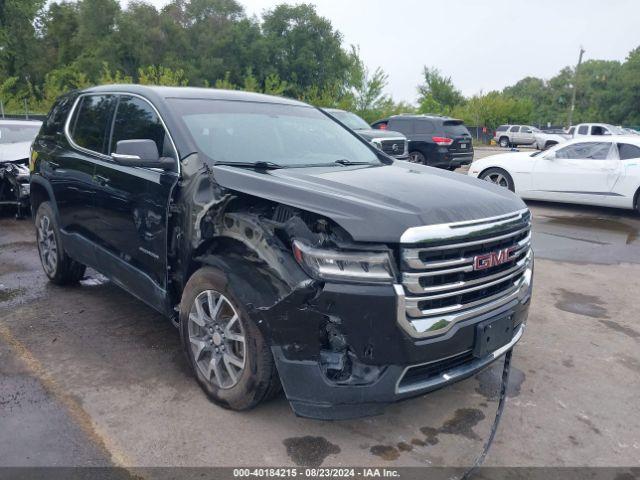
[{"xmin": 1, "ymin": 168, "xmax": 639, "ymax": 469}]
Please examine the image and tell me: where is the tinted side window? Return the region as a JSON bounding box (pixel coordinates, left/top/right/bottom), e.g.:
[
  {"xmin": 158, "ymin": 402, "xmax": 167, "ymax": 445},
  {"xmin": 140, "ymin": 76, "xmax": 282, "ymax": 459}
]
[
  {"xmin": 556, "ymin": 142, "xmax": 612, "ymax": 160},
  {"xmin": 618, "ymin": 143, "xmax": 640, "ymax": 160},
  {"xmin": 42, "ymin": 94, "xmax": 76, "ymax": 139},
  {"xmin": 70, "ymin": 95, "xmax": 115, "ymax": 154},
  {"xmin": 578, "ymin": 125, "xmax": 588, "ymax": 135},
  {"xmin": 388, "ymin": 119, "xmax": 413, "ymax": 135},
  {"xmin": 521, "ymin": 126, "xmax": 532, "ymax": 133},
  {"xmin": 568, "ymin": 127, "xmax": 575, "ymax": 135},
  {"xmin": 509, "ymin": 126, "xmax": 520, "ymax": 132},
  {"xmin": 414, "ymin": 120, "xmax": 435, "ymax": 134},
  {"xmin": 110, "ymin": 96, "xmax": 174, "ymax": 158}
]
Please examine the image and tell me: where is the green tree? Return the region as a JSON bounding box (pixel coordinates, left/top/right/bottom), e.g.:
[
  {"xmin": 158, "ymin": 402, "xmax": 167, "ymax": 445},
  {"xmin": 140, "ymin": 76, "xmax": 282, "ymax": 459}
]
[
  {"xmin": 417, "ymin": 67, "xmax": 465, "ymax": 114},
  {"xmin": 261, "ymin": 4, "xmax": 353, "ymax": 97}
]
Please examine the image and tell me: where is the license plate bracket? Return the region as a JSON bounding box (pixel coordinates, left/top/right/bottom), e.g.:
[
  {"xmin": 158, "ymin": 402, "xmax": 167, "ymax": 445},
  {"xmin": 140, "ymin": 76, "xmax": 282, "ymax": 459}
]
[
  {"xmin": 460, "ymin": 143, "xmax": 467, "ymax": 149},
  {"xmin": 473, "ymin": 315, "xmax": 513, "ymax": 358}
]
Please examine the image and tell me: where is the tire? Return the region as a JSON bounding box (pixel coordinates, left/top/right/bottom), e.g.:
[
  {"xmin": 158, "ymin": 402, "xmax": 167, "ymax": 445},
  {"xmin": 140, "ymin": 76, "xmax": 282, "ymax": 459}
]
[
  {"xmin": 499, "ymin": 137, "xmax": 510, "ymax": 148},
  {"xmin": 35, "ymin": 201, "xmax": 86, "ymax": 285},
  {"xmin": 179, "ymin": 266, "xmax": 280, "ymax": 411},
  {"xmin": 635, "ymin": 190, "xmax": 640, "ymax": 215},
  {"xmin": 479, "ymin": 167, "xmax": 515, "ymax": 192},
  {"xmin": 409, "ymin": 151, "xmax": 426, "ymax": 164}
]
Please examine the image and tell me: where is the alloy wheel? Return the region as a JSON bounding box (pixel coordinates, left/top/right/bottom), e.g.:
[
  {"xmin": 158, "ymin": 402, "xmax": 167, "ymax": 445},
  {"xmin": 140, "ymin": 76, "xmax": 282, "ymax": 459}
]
[
  {"xmin": 484, "ymin": 172, "xmax": 509, "ymax": 188},
  {"xmin": 188, "ymin": 290, "xmax": 246, "ymax": 389},
  {"xmin": 37, "ymin": 215, "xmax": 58, "ymax": 276},
  {"xmin": 409, "ymin": 152, "xmax": 423, "ymax": 163}
]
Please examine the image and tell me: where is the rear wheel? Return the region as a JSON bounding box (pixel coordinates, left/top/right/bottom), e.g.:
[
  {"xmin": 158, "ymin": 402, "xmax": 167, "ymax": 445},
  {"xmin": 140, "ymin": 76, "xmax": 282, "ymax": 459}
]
[
  {"xmin": 35, "ymin": 202, "xmax": 86, "ymax": 285},
  {"xmin": 499, "ymin": 137, "xmax": 510, "ymax": 148},
  {"xmin": 180, "ymin": 266, "xmax": 280, "ymax": 411},
  {"xmin": 479, "ymin": 168, "xmax": 515, "ymax": 192},
  {"xmin": 409, "ymin": 151, "xmax": 426, "ymax": 164}
]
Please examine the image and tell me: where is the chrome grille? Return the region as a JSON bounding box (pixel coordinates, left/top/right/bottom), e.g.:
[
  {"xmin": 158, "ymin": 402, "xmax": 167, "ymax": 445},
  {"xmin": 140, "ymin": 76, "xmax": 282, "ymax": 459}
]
[
  {"xmin": 396, "ymin": 209, "xmax": 533, "ymax": 338},
  {"xmin": 380, "ymin": 139, "xmax": 407, "ymax": 157}
]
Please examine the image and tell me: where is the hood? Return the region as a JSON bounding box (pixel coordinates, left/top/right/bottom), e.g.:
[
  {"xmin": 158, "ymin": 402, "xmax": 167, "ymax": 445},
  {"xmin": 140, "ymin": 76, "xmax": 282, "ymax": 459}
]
[
  {"xmin": 212, "ymin": 162, "xmax": 526, "ymax": 243},
  {"xmin": 355, "ymin": 129, "xmax": 406, "ymax": 141},
  {"xmin": 0, "ymin": 141, "xmax": 31, "ymax": 162}
]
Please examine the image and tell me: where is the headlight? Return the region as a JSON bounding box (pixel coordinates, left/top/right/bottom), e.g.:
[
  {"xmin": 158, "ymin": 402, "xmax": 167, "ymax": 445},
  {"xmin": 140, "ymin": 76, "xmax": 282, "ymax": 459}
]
[{"xmin": 292, "ymin": 240, "xmax": 394, "ymax": 283}]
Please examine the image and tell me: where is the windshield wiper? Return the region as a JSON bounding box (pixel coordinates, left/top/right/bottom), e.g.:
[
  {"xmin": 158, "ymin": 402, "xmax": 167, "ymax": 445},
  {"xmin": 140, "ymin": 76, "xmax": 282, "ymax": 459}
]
[
  {"xmin": 213, "ymin": 161, "xmax": 284, "ymax": 170},
  {"xmin": 333, "ymin": 159, "xmax": 376, "ymax": 166}
]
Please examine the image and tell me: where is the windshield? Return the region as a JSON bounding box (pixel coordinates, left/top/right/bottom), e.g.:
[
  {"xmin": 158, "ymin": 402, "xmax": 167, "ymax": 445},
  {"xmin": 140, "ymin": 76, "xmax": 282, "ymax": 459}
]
[
  {"xmin": 170, "ymin": 99, "xmax": 380, "ymax": 168},
  {"xmin": 0, "ymin": 123, "xmax": 41, "ymax": 144},
  {"xmin": 328, "ymin": 110, "xmax": 371, "ymax": 130}
]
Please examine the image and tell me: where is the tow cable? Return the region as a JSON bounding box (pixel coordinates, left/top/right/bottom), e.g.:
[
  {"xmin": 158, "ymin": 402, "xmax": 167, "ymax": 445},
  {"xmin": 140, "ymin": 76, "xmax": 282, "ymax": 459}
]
[{"xmin": 461, "ymin": 349, "xmax": 513, "ymax": 480}]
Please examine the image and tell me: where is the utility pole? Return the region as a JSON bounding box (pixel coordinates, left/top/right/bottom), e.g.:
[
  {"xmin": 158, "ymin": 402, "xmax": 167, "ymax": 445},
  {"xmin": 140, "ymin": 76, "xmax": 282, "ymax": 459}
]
[{"xmin": 568, "ymin": 46, "xmax": 585, "ymax": 127}]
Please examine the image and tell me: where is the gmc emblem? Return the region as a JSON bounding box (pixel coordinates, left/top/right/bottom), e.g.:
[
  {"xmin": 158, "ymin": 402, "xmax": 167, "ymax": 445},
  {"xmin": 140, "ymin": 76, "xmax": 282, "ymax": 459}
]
[{"xmin": 473, "ymin": 246, "xmax": 516, "ymax": 271}]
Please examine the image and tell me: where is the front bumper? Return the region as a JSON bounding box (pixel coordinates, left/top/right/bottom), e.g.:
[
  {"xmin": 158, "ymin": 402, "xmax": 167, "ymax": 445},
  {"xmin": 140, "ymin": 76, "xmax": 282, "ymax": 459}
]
[{"xmin": 271, "ymin": 273, "xmax": 532, "ymax": 420}]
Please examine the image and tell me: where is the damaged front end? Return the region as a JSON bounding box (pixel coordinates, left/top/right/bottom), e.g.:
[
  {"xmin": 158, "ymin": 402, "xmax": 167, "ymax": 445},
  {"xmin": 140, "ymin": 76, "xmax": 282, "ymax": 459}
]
[
  {"xmin": 0, "ymin": 160, "xmax": 30, "ymax": 218},
  {"xmin": 168, "ymin": 155, "xmax": 531, "ymax": 420}
]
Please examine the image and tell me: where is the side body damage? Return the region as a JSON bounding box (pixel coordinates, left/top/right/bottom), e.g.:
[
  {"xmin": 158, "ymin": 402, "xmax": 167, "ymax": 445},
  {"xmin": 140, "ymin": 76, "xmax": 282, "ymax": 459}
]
[{"xmin": 167, "ymin": 153, "xmax": 394, "ymax": 417}]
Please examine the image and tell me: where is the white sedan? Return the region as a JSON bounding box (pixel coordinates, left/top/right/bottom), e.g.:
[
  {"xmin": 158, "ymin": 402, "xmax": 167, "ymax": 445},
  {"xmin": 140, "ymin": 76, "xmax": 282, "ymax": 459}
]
[{"xmin": 468, "ymin": 136, "xmax": 640, "ymax": 212}]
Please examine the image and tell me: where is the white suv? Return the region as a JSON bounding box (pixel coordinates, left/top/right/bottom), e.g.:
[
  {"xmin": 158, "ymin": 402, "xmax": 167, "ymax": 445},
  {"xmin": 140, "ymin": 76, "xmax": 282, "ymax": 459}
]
[{"xmin": 493, "ymin": 125, "xmax": 540, "ymax": 148}]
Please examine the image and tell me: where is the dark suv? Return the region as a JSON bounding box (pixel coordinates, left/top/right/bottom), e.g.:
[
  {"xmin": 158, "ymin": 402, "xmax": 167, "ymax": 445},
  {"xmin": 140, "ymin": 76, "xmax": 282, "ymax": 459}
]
[
  {"xmin": 30, "ymin": 85, "xmax": 532, "ymax": 420},
  {"xmin": 372, "ymin": 115, "xmax": 474, "ymax": 169}
]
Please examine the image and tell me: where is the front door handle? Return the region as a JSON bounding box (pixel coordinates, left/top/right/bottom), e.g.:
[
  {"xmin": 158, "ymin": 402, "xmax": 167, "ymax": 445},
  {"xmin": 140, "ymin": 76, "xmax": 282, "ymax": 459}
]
[
  {"xmin": 49, "ymin": 161, "xmax": 60, "ymax": 170},
  {"xmin": 94, "ymin": 174, "xmax": 111, "ymax": 186}
]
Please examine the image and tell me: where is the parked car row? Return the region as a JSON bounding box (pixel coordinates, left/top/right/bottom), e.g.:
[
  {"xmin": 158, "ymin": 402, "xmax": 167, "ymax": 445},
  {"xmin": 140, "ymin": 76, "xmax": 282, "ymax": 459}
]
[{"xmin": 494, "ymin": 123, "xmax": 638, "ymax": 150}]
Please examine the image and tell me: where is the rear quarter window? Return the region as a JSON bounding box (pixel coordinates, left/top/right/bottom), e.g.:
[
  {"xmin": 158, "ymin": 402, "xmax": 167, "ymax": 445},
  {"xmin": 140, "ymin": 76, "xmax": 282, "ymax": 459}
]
[
  {"xmin": 443, "ymin": 121, "xmax": 470, "ymax": 136},
  {"xmin": 618, "ymin": 143, "xmax": 640, "ymax": 160},
  {"xmin": 496, "ymin": 125, "xmax": 508, "ymax": 132},
  {"xmin": 41, "ymin": 95, "xmax": 76, "ymax": 139}
]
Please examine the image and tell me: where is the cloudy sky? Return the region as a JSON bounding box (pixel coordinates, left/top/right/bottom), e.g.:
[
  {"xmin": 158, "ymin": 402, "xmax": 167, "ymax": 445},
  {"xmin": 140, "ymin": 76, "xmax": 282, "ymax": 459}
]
[{"xmin": 120, "ymin": 0, "xmax": 640, "ymax": 103}]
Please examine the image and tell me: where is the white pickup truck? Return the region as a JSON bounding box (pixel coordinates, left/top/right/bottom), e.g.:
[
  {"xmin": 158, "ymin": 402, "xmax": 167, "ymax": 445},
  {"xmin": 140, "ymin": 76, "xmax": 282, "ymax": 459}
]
[{"xmin": 533, "ymin": 129, "xmax": 572, "ymax": 150}]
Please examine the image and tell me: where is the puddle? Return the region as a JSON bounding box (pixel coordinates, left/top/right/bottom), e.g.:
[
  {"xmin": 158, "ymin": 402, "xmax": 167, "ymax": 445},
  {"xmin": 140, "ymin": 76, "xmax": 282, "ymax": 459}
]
[
  {"xmin": 369, "ymin": 445, "xmax": 400, "ymax": 461},
  {"xmin": 79, "ymin": 274, "xmax": 110, "ymax": 287},
  {"xmin": 0, "ymin": 286, "xmax": 25, "ymax": 303},
  {"xmin": 599, "ymin": 320, "xmax": 640, "ymax": 340},
  {"xmin": 553, "ymin": 289, "xmax": 609, "ymax": 318},
  {"xmin": 283, "ymin": 436, "xmax": 340, "ymax": 467},
  {"xmin": 542, "ymin": 215, "xmax": 639, "ymax": 245},
  {"xmin": 420, "ymin": 408, "xmax": 486, "ymax": 443}
]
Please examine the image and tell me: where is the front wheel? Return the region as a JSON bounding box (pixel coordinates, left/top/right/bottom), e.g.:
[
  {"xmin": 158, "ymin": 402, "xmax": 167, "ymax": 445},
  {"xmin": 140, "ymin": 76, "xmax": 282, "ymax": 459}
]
[
  {"xmin": 180, "ymin": 266, "xmax": 280, "ymax": 411},
  {"xmin": 35, "ymin": 202, "xmax": 86, "ymax": 285},
  {"xmin": 479, "ymin": 168, "xmax": 515, "ymax": 192},
  {"xmin": 409, "ymin": 151, "xmax": 426, "ymax": 164}
]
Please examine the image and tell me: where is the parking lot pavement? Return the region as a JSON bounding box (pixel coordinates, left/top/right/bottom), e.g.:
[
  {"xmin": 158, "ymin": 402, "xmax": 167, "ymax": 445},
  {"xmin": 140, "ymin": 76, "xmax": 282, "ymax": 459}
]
[{"xmin": 1, "ymin": 200, "xmax": 639, "ymax": 469}]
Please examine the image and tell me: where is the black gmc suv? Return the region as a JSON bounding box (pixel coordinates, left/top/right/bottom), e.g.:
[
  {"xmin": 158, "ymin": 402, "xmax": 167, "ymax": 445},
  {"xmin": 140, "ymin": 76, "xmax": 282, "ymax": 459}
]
[
  {"xmin": 30, "ymin": 86, "xmax": 532, "ymax": 420},
  {"xmin": 372, "ymin": 114, "xmax": 474, "ymax": 170}
]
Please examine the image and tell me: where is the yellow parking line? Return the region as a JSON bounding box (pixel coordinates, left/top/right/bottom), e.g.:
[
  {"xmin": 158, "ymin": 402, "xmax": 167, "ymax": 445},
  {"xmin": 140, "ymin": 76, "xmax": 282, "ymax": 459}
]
[{"xmin": 0, "ymin": 323, "xmax": 135, "ymax": 470}]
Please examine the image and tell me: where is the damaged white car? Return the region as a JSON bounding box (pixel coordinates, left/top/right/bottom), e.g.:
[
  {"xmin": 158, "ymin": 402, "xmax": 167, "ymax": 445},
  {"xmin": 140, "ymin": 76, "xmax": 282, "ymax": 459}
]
[{"xmin": 0, "ymin": 120, "xmax": 41, "ymax": 218}]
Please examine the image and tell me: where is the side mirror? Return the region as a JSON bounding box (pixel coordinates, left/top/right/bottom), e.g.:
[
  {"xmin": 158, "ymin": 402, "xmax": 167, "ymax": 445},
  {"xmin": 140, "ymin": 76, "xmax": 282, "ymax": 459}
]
[{"xmin": 112, "ymin": 139, "xmax": 174, "ymax": 170}]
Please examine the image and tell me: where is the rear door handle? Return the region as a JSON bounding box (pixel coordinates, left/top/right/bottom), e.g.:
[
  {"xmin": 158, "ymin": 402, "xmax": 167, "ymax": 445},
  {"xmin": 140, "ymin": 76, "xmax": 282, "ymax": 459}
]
[{"xmin": 94, "ymin": 175, "xmax": 111, "ymax": 186}]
